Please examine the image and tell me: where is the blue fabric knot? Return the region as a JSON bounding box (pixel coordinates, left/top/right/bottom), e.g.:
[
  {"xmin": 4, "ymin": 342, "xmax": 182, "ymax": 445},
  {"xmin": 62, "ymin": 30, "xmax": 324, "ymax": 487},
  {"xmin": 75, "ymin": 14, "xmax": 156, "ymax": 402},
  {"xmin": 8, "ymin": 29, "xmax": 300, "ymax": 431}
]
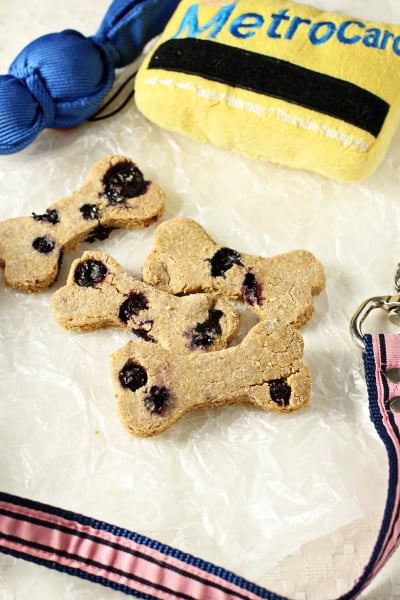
[
  {"xmin": 0, "ymin": 0, "xmax": 180, "ymax": 154},
  {"xmin": 23, "ymin": 69, "xmax": 56, "ymax": 127}
]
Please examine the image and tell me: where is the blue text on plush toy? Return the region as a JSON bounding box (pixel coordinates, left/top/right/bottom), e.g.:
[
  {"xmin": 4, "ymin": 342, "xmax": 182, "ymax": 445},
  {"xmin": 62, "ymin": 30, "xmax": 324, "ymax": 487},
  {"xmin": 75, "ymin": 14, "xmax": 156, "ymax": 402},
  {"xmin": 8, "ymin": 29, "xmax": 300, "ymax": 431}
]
[{"xmin": 172, "ymin": 3, "xmax": 400, "ymax": 55}]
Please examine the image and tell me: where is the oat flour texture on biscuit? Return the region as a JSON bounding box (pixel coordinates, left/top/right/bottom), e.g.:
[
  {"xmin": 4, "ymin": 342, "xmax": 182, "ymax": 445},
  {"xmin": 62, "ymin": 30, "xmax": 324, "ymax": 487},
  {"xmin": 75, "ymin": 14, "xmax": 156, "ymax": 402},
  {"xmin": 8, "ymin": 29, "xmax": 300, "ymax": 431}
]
[
  {"xmin": 142, "ymin": 217, "xmax": 325, "ymax": 328},
  {"xmin": 0, "ymin": 156, "xmax": 165, "ymax": 293},
  {"xmin": 135, "ymin": 0, "xmax": 400, "ymax": 181},
  {"xmin": 51, "ymin": 250, "xmax": 240, "ymax": 354},
  {"xmin": 111, "ymin": 319, "xmax": 311, "ymax": 436}
]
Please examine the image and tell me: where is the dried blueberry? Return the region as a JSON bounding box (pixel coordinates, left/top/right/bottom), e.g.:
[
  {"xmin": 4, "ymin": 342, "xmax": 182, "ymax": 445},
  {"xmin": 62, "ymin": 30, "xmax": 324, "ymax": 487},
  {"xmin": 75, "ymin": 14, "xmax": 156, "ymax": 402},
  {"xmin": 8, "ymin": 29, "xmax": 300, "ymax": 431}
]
[
  {"xmin": 209, "ymin": 247, "xmax": 242, "ymax": 278},
  {"xmin": 119, "ymin": 292, "xmax": 149, "ymax": 324},
  {"xmin": 119, "ymin": 361, "xmax": 148, "ymax": 392},
  {"xmin": 133, "ymin": 326, "xmax": 155, "ymax": 343},
  {"xmin": 80, "ymin": 204, "xmax": 100, "ymax": 220},
  {"xmin": 241, "ymin": 271, "xmax": 263, "ymax": 306},
  {"xmin": 74, "ymin": 259, "xmax": 108, "ymax": 287},
  {"xmin": 32, "ymin": 235, "xmax": 56, "ymax": 254},
  {"xmin": 85, "ymin": 224, "xmax": 114, "ymax": 243},
  {"xmin": 103, "ymin": 161, "xmax": 148, "ymax": 205},
  {"xmin": 268, "ymin": 378, "xmax": 291, "ymax": 407},
  {"xmin": 190, "ymin": 309, "xmax": 223, "ymax": 348},
  {"xmin": 32, "ymin": 209, "xmax": 59, "ymax": 224},
  {"xmin": 143, "ymin": 386, "xmax": 170, "ymax": 415}
]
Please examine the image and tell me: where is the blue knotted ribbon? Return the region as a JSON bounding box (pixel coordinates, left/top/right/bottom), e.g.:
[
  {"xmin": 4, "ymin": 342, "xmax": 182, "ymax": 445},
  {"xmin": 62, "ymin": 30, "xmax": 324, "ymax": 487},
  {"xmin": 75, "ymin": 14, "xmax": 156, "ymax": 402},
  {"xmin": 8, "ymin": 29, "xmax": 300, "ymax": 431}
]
[{"xmin": 0, "ymin": 0, "xmax": 180, "ymax": 154}]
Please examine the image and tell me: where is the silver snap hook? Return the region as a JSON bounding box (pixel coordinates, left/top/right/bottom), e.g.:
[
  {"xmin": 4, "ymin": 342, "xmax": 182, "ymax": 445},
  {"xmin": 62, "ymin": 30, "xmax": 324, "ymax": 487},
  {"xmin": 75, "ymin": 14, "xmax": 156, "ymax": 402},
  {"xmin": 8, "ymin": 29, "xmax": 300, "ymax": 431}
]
[{"xmin": 350, "ymin": 295, "xmax": 400, "ymax": 352}]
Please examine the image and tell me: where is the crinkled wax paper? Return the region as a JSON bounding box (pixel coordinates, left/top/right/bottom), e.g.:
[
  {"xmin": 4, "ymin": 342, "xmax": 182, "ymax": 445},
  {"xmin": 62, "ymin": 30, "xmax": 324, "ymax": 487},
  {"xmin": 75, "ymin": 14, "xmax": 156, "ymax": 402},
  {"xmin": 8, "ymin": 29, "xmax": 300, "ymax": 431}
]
[{"xmin": 1, "ymin": 0, "xmax": 400, "ymax": 598}]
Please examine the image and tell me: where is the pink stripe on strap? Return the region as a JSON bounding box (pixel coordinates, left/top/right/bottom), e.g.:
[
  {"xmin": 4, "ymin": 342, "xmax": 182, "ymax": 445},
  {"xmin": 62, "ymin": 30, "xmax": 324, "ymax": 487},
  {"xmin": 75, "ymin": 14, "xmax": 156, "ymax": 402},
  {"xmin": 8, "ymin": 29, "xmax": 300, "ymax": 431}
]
[
  {"xmin": 369, "ymin": 335, "xmax": 400, "ymax": 572},
  {"xmin": 0, "ymin": 497, "xmax": 264, "ymax": 600}
]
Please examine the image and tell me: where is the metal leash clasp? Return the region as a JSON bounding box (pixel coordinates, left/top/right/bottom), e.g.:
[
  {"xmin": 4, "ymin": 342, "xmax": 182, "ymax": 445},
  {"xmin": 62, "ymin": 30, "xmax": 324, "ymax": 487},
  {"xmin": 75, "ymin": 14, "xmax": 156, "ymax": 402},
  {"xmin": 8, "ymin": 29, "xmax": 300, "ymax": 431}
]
[
  {"xmin": 350, "ymin": 294, "xmax": 400, "ymax": 351},
  {"xmin": 351, "ymin": 264, "xmax": 400, "ymax": 352}
]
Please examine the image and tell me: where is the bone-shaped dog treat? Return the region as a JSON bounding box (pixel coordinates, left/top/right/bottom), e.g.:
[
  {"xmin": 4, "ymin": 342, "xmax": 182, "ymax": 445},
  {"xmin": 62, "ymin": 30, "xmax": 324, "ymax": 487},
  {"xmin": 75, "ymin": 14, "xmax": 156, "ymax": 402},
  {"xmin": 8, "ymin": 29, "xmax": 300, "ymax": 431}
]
[
  {"xmin": 111, "ymin": 320, "xmax": 311, "ymax": 436},
  {"xmin": 51, "ymin": 250, "xmax": 240, "ymax": 354},
  {"xmin": 0, "ymin": 155, "xmax": 165, "ymax": 293},
  {"xmin": 143, "ymin": 217, "xmax": 325, "ymax": 328}
]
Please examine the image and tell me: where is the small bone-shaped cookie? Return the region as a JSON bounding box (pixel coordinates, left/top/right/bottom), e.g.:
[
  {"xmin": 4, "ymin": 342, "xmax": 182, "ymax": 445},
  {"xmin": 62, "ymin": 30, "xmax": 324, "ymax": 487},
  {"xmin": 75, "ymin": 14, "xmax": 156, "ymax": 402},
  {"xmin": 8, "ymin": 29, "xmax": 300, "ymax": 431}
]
[
  {"xmin": 143, "ymin": 217, "xmax": 325, "ymax": 328},
  {"xmin": 0, "ymin": 155, "xmax": 165, "ymax": 293},
  {"xmin": 51, "ymin": 251, "xmax": 240, "ymax": 355},
  {"xmin": 111, "ymin": 320, "xmax": 311, "ymax": 436}
]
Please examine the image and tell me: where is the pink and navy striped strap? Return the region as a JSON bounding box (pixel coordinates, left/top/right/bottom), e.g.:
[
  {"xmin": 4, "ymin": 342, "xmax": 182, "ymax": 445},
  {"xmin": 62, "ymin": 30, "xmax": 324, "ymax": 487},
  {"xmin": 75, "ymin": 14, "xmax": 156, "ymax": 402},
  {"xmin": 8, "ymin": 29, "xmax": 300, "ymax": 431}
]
[{"xmin": 0, "ymin": 332, "xmax": 399, "ymax": 599}]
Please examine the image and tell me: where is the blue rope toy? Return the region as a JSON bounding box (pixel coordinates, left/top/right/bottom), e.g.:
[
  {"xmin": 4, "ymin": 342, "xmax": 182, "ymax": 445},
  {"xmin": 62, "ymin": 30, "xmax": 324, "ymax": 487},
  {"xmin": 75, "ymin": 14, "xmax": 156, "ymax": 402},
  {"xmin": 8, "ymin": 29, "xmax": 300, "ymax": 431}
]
[{"xmin": 0, "ymin": 0, "xmax": 180, "ymax": 154}]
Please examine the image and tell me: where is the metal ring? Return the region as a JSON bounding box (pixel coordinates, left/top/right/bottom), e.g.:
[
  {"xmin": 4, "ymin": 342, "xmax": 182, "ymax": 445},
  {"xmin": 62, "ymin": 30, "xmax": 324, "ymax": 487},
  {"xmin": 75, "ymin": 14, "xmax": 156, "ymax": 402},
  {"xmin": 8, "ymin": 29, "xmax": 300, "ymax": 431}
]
[{"xmin": 350, "ymin": 295, "xmax": 400, "ymax": 352}]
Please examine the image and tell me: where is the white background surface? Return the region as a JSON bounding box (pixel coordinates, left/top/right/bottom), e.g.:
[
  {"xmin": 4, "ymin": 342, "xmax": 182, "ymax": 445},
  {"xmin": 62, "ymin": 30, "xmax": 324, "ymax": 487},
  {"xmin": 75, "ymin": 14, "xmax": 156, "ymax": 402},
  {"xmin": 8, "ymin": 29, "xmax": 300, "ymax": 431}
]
[{"xmin": 0, "ymin": 1, "xmax": 400, "ymax": 598}]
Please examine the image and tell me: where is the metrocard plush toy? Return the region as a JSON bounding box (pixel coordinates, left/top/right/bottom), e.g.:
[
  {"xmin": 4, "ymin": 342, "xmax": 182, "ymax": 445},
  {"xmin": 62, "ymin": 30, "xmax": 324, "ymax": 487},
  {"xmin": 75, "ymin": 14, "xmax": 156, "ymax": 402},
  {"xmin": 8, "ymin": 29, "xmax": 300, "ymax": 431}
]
[
  {"xmin": 135, "ymin": 0, "xmax": 400, "ymax": 181},
  {"xmin": 2, "ymin": 0, "xmax": 400, "ymax": 181}
]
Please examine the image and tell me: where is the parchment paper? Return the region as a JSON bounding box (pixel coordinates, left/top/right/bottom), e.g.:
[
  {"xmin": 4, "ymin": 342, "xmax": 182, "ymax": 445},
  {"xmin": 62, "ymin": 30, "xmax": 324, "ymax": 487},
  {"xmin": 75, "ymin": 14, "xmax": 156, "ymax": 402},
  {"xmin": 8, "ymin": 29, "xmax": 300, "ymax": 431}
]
[{"xmin": 1, "ymin": 1, "xmax": 400, "ymax": 598}]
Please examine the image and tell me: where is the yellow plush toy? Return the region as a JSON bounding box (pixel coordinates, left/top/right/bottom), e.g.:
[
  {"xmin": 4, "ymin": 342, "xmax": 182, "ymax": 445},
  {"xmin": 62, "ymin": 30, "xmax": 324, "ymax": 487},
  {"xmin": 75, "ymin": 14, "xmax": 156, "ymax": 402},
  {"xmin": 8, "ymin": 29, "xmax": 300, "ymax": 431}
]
[{"xmin": 135, "ymin": 0, "xmax": 400, "ymax": 181}]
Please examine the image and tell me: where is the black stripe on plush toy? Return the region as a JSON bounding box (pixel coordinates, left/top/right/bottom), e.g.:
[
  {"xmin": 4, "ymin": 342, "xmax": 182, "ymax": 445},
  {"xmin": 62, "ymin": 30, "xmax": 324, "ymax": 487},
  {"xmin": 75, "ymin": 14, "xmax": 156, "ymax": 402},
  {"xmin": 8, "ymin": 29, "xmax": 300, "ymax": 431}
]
[{"xmin": 148, "ymin": 38, "xmax": 388, "ymax": 137}]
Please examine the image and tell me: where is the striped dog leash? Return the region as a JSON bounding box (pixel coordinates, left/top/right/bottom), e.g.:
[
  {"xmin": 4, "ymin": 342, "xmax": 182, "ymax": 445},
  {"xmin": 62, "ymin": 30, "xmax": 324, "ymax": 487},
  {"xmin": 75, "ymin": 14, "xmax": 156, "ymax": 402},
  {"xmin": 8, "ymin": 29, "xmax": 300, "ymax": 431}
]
[{"xmin": 0, "ymin": 284, "xmax": 400, "ymax": 599}]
